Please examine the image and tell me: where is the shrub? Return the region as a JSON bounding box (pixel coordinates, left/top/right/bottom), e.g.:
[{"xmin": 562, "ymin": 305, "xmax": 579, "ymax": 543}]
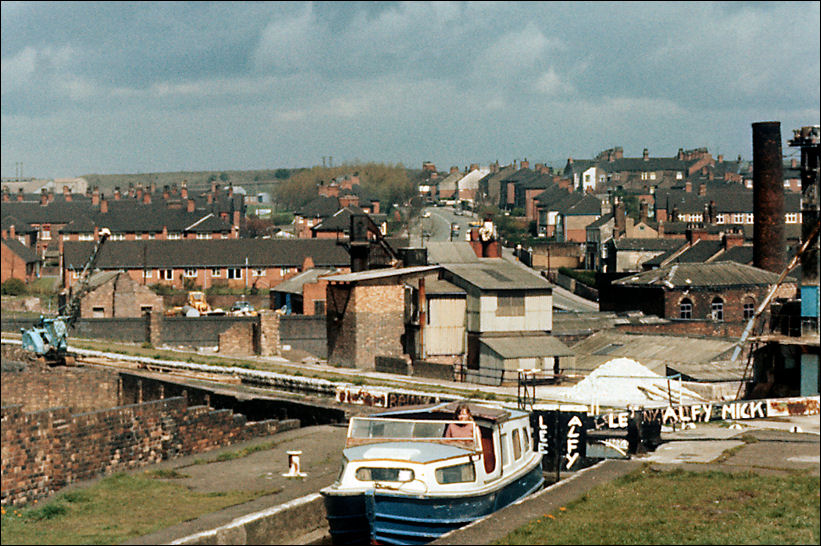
[{"xmin": 1, "ymin": 278, "xmax": 27, "ymax": 295}]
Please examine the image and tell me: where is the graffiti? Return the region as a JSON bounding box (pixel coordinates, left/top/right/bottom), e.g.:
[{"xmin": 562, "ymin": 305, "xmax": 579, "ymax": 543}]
[
  {"xmin": 595, "ymin": 395, "xmax": 819, "ymax": 429},
  {"xmin": 564, "ymin": 415, "xmax": 583, "ymax": 469},
  {"xmin": 387, "ymin": 392, "xmax": 439, "ymax": 408},
  {"xmin": 335, "ymin": 386, "xmax": 388, "ymax": 408},
  {"xmin": 720, "ymin": 401, "xmax": 765, "ymax": 420},
  {"xmin": 334, "ymin": 386, "xmax": 440, "ymax": 408}
]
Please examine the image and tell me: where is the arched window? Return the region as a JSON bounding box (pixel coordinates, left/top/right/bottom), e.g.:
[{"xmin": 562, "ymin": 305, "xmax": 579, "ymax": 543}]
[
  {"xmin": 679, "ymin": 298, "xmax": 693, "ymax": 320},
  {"xmin": 711, "ymin": 297, "xmax": 724, "ymax": 321},
  {"xmin": 743, "ymin": 297, "xmax": 756, "ymax": 321}
]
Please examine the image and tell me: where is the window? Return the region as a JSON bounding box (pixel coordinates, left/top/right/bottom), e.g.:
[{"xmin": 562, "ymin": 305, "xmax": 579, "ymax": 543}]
[
  {"xmin": 716, "ymin": 214, "xmax": 725, "ymax": 224},
  {"xmin": 676, "ymin": 171, "xmax": 683, "ymax": 180},
  {"xmin": 500, "ymin": 433, "xmax": 509, "ymax": 467},
  {"xmin": 252, "ymin": 268, "xmax": 265, "ymax": 277},
  {"xmin": 140, "ymin": 305, "xmax": 153, "ymax": 314},
  {"xmin": 183, "ymin": 268, "xmax": 197, "ymax": 278},
  {"xmin": 227, "ymin": 268, "xmax": 242, "ymax": 279},
  {"xmin": 649, "ymin": 172, "xmax": 656, "ymax": 180},
  {"xmin": 512, "ymin": 429, "xmax": 522, "ymax": 460},
  {"xmin": 167, "ymin": 233, "xmax": 182, "ymax": 240},
  {"xmin": 497, "ymin": 291, "xmax": 525, "ymax": 317},
  {"xmin": 196, "ymin": 233, "xmax": 210, "ymax": 240},
  {"xmin": 147, "ymin": 233, "xmax": 155, "ymax": 240},
  {"xmin": 355, "ymin": 467, "xmax": 414, "ymax": 483},
  {"xmin": 745, "ymin": 213, "xmax": 754, "ymax": 224},
  {"xmin": 92, "ymin": 306, "xmax": 105, "ymax": 318},
  {"xmin": 211, "ymin": 268, "xmax": 221, "ymax": 277},
  {"xmin": 435, "ymin": 463, "xmax": 475, "ymax": 484},
  {"xmin": 732, "ymin": 213, "xmax": 744, "ymax": 224},
  {"xmin": 160, "ymin": 269, "xmax": 173, "ymax": 281},
  {"xmin": 314, "ymin": 300, "xmax": 326, "ymax": 315},
  {"xmin": 143, "ymin": 270, "xmax": 152, "ymax": 279},
  {"xmin": 786, "ymin": 213, "xmax": 798, "ymax": 224},
  {"xmin": 78, "ymin": 233, "xmax": 94, "ymax": 241},
  {"xmin": 41, "ymin": 226, "xmax": 51, "ymax": 240},
  {"xmin": 711, "ymin": 297, "xmax": 724, "ymax": 321},
  {"xmin": 281, "ymin": 267, "xmax": 293, "ymax": 276},
  {"xmin": 110, "ymin": 233, "xmax": 125, "ymax": 241},
  {"xmin": 743, "ymin": 297, "xmax": 756, "ymax": 320},
  {"xmin": 679, "ymin": 298, "xmax": 693, "ymax": 320}
]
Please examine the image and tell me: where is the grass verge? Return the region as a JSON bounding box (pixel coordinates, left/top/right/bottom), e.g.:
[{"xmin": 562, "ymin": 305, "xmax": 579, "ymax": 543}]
[
  {"xmin": 496, "ymin": 466, "xmax": 820, "ymax": 545},
  {"xmin": 0, "ymin": 471, "xmax": 279, "ymax": 545}
]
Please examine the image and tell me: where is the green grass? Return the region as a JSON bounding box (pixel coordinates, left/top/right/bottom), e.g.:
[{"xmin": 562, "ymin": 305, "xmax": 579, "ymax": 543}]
[
  {"xmin": 0, "ymin": 471, "xmax": 280, "ymax": 545},
  {"xmin": 496, "ymin": 466, "xmax": 820, "ymax": 545}
]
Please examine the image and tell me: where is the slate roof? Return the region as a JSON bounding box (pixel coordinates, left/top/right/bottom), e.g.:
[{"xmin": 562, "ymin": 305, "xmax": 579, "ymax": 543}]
[
  {"xmin": 481, "ymin": 334, "xmax": 574, "ymax": 359},
  {"xmin": 613, "ymin": 261, "xmax": 795, "ymax": 288},
  {"xmin": 587, "ymin": 213, "xmax": 614, "ymax": 230},
  {"xmin": 710, "ymin": 245, "xmax": 754, "ymax": 265},
  {"xmin": 63, "ymin": 239, "xmax": 355, "ymax": 270},
  {"xmin": 424, "ymin": 242, "xmax": 480, "ymax": 264},
  {"xmin": 559, "ymin": 194, "xmax": 602, "ymax": 216},
  {"xmin": 658, "ymin": 187, "xmax": 801, "ymax": 214},
  {"xmin": 1, "ymin": 199, "xmax": 234, "ymax": 234},
  {"xmin": 295, "ymin": 196, "xmax": 342, "ymax": 218},
  {"xmin": 1, "ymin": 214, "xmax": 35, "ymax": 233},
  {"xmin": 613, "ymin": 238, "xmax": 682, "ymax": 251},
  {"xmin": 2, "ymin": 238, "xmax": 40, "ymax": 263},
  {"xmin": 664, "ymin": 239, "xmax": 723, "ymax": 264},
  {"xmin": 443, "ymin": 259, "xmax": 552, "ymax": 291},
  {"xmin": 312, "ymin": 207, "xmax": 387, "ymax": 233}
]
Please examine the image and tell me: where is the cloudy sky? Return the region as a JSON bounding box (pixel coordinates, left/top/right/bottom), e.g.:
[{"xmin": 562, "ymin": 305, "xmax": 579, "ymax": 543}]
[{"xmin": 2, "ymin": 1, "xmax": 819, "ymax": 179}]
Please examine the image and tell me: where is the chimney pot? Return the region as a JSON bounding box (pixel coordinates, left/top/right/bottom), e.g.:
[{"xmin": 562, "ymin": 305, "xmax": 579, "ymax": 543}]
[{"xmin": 643, "ymin": 148, "xmax": 649, "ymax": 160}]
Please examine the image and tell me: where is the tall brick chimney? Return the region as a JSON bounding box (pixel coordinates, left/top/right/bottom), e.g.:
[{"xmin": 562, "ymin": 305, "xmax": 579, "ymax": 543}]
[
  {"xmin": 520, "ymin": 158, "xmax": 529, "ymax": 170},
  {"xmin": 114, "ymin": 187, "xmax": 121, "ymax": 200},
  {"xmin": 187, "ymin": 198, "xmax": 195, "ymax": 212},
  {"xmin": 752, "ymin": 121, "xmax": 786, "ymax": 273},
  {"xmin": 143, "ymin": 191, "xmax": 151, "ymax": 205},
  {"xmin": 92, "ymin": 187, "xmax": 100, "ymax": 206},
  {"xmin": 100, "ymin": 197, "xmax": 108, "ymax": 214}
]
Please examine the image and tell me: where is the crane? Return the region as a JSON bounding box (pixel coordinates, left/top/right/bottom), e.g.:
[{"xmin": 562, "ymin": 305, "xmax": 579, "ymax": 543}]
[{"xmin": 21, "ymin": 228, "xmax": 110, "ymax": 365}]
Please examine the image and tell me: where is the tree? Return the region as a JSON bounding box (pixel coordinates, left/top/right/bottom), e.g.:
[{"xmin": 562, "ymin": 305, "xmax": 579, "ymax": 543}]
[
  {"xmin": 219, "ymin": 172, "xmax": 229, "ymax": 182},
  {"xmin": 1, "ymin": 278, "xmax": 26, "ymax": 296}
]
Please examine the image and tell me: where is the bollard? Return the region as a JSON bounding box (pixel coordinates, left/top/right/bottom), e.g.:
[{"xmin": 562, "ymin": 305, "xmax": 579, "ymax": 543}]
[{"xmin": 283, "ymin": 450, "xmax": 307, "ymax": 478}]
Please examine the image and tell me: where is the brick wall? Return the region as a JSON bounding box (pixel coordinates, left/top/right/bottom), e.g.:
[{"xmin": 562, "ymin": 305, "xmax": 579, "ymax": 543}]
[
  {"xmin": 1, "ymin": 365, "xmax": 120, "ymax": 413},
  {"xmin": 1, "ymin": 397, "xmax": 282, "ymax": 506},
  {"xmin": 219, "ymin": 321, "xmax": 255, "ymax": 355},
  {"xmin": 328, "ymin": 283, "xmax": 405, "ymax": 369}
]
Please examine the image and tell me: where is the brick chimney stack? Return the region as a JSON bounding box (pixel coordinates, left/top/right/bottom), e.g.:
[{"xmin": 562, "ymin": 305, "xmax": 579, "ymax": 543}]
[
  {"xmin": 128, "ymin": 183, "xmax": 135, "ymax": 198},
  {"xmin": 643, "ymin": 148, "xmax": 649, "ymax": 161},
  {"xmin": 63, "ymin": 185, "xmax": 72, "ymax": 202},
  {"xmin": 187, "ymin": 198, "xmax": 195, "ymax": 212},
  {"xmin": 520, "ymin": 158, "xmax": 529, "ymax": 170},
  {"xmin": 41, "ymin": 188, "xmax": 49, "ymax": 206},
  {"xmin": 181, "ymin": 184, "xmax": 188, "ymax": 199},
  {"xmin": 685, "ymin": 180, "xmax": 692, "ymax": 193},
  {"xmin": 114, "ymin": 187, "xmax": 121, "ymax": 200},
  {"xmin": 100, "ymin": 197, "xmax": 108, "ymax": 214},
  {"xmin": 18, "ymin": 188, "xmax": 24, "ymax": 201},
  {"xmin": 163, "ymin": 185, "xmax": 170, "ymax": 200},
  {"xmin": 9, "ymin": 224, "xmax": 16, "ymax": 239},
  {"xmin": 143, "ymin": 191, "xmax": 151, "ymax": 205},
  {"xmin": 92, "ymin": 187, "xmax": 100, "ymax": 206}
]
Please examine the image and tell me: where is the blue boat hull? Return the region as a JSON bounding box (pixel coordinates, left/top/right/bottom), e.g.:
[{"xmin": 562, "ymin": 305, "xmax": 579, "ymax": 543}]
[{"xmin": 324, "ymin": 464, "xmax": 543, "ymax": 545}]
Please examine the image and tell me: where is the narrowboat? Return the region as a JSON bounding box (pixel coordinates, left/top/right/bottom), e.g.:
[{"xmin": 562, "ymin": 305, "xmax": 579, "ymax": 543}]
[{"xmin": 321, "ymin": 401, "xmax": 544, "ymax": 545}]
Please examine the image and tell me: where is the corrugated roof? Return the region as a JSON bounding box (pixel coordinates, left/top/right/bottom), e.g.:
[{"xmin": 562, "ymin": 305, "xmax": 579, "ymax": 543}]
[
  {"xmin": 569, "ymin": 330, "xmax": 741, "ymax": 380},
  {"xmin": 270, "ymin": 268, "xmax": 336, "ymax": 294},
  {"xmin": 614, "ymin": 261, "xmax": 795, "ymax": 288},
  {"xmin": 324, "ymin": 265, "xmax": 440, "ymax": 283},
  {"xmin": 614, "ymin": 238, "xmax": 681, "ymax": 251},
  {"xmin": 423, "ymin": 277, "xmax": 465, "ymax": 296},
  {"xmin": 443, "ymin": 259, "xmax": 552, "ymax": 291},
  {"xmin": 482, "ymin": 334, "xmax": 574, "ymax": 359}
]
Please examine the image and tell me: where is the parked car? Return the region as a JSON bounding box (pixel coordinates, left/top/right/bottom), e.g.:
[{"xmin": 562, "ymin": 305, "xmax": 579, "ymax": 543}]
[{"xmin": 230, "ymin": 300, "xmax": 257, "ymax": 316}]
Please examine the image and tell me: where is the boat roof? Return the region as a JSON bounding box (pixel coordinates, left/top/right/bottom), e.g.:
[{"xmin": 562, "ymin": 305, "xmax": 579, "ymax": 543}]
[
  {"xmin": 373, "ymin": 401, "xmax": 521, "ymax": 424},
  {"xmin": 343, "ymin": 441, "xmax": 472, "ymax": 464}
]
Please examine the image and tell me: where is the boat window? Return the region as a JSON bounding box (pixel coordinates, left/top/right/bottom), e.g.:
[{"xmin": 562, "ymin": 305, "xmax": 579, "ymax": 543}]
[
  {"xmin": 350, "ymin": 418, "xmax": 450, "ymax": 440},
  {"xmin": 435, "ymin": 462, "xmax": 476, "ymax": 484},
  {"xmin": 512, "ymin": 429, "xmax": 522, "ymax": 460},
  {"xmin": 521, "ymin": 428, "xmax": 530, "ymax": 453},
  {"xmin": 500, "ymin": 433, "xmax": 509, "ymax": 467},
  {"xmin": 355, "ymin": 467, "xmax": 415, "ymax": 483}
]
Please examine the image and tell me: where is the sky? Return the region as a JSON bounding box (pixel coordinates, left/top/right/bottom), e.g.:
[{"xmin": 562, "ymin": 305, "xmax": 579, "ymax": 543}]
[{"xmin": 2, "ymin": 1, "xmax": 819, "ymax": 179}]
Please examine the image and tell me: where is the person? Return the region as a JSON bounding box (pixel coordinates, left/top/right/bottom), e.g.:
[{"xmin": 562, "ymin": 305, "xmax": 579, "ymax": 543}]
[{"xmin": 445, "ymin": 402, "xmax": 475, "ymax": 438}]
